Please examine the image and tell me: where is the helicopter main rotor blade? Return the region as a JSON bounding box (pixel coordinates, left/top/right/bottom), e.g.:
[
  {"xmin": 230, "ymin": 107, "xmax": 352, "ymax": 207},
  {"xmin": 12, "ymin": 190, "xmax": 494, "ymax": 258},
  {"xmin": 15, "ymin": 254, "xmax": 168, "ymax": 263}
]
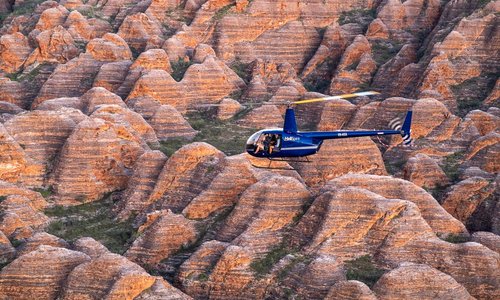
[{"xmin": 292, "ymin": 91, "xmax": 380, "ymax": 105}]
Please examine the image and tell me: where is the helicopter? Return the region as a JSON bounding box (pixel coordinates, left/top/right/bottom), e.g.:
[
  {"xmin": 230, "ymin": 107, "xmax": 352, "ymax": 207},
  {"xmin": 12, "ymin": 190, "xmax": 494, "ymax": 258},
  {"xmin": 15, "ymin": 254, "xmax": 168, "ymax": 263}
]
[{"xmin": 245, "ymin": 91, "xmax": 413, "ymax": 161}]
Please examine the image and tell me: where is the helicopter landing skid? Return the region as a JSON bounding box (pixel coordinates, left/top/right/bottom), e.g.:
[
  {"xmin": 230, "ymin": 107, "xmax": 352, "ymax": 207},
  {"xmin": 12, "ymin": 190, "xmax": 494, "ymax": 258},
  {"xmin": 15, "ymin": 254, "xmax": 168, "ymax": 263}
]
[
  {"xmin": 268, "ymin": 156, "xmax": 311, "ymax": 163},
  {"xmin": 250, "ymin": 156, "xmax": 311, "ymax": 170}
]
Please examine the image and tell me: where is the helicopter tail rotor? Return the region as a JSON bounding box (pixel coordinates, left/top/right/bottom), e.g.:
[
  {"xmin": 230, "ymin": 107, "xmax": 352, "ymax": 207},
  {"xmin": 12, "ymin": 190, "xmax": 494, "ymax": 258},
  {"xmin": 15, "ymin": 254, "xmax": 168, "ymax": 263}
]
[{"xmin": 389, "ymin": 110, "xmax": 413, "ymax": 146}]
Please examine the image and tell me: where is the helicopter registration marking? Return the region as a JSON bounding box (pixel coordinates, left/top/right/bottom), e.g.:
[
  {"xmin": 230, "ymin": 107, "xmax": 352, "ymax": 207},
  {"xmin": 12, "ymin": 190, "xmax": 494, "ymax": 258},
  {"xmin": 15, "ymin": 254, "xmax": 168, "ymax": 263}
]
[{"xmin": 284, "ymin": 136, "xmax": 300, "ymax": 141}]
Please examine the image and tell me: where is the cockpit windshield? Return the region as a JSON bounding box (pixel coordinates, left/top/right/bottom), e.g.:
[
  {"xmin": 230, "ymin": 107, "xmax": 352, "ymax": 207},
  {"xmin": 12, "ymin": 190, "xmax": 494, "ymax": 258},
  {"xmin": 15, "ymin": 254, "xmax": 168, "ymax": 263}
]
[
  {"xmin": 246, "ymin": 130, "xmax": 265, "ymax": 146},
  {"xmin": 246, "ymin": 130, "xmax": 282, "ymax": 155}
]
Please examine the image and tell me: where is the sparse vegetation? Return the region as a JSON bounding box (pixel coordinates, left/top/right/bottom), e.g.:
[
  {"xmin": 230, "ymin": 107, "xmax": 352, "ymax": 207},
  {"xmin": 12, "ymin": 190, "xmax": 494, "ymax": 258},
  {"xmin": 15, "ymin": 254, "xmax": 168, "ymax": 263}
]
[
  {"xmin": 197, "ymin": 272, "xmax": 209, "ymax": 281},
  {"xmin": 213, "ymin": 4, "xmax": 234, "ymax": 21},
  {"xmin": 371, "ymin": 40, "xmax": 403, "ymax": 66},
  {"xmin": 277, "ymin": 254, "xmax": 312, "ymax": 281},
  {"xmin": 450, "ymin": 73, "xmax": 496, "ymax": 117},
  {"xmin": 440, "ymin": 233, "xmax": 470, "ymax": 244},
  {"xmin": 33, "ymin": 186, "xmax": 54, "ymax": 199},
  {"xmin": 338, "ymin": 8, "xmax": 376, "ymax": 29},
  {"xmin": 428, "ymin": 184, "xmax": 449, "ymax": 202},
  {"xmin": 251, "ymin": 242, "xmax": 297, "ymax": 277},
  {"xmin": 345, "ymin": 255, "xmax": 386, "ymax": 288},
  {"xmin": 154, "ymin": 111, "xmax": 257, "ymax": 157},
  {"xmin": 0, "ymin": 195, "xmax": 6, "ymax": 202},
  {"xmin": 12, "ymin": 0, "xmax": 45, "ymax": 16},
  {"xmin": 478, "ymin": 0, "xmax": 494, "ymax": 8},
  {"xmin": 304, "ymin": 79, "xmax": 330, "ymax": 93},
  {"xmin": 384, "ymin": 159, "xmax": 406, "ymax": 175},
  {"xmin": 346, "ymin": 60, "xmax": 360, "ymax": 71},
  {"xmin": 8, "ymin": 64, "xmax": 45, "ymax": 82},
  {"xmin": 230, "ymin": 59, "xmax": 251, "ymax": 84},
  {"xmin": 441, "ymin": 151, "xmax": 465, "ymax": 183},
  {"xmin": 171, "ymin": 58, "xmax": 193, "ymax": 82},
  {"xmin": 45, "ymin": 197, "xmax": 136, "ymax": 254}
]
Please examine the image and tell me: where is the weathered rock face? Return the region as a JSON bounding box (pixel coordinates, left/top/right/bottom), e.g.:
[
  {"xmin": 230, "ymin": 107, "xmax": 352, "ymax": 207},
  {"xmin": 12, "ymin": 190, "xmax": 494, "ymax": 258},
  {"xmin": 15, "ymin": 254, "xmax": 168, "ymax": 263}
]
[
  {"xmin": 116, "ymin": 48, "xmax": 172, "ymax": 98},
  {"xmin": 51, "ymin": 118, "xmax": 145, "ymax": 204},
  {"xmin": 325, "ymin": 280, "xmax": 377, "ymax": 300},
  {"xmin": 117, "ymin": 13, "xmax": 163, "ymax": 52},
  {"xmin": 292, "ymin": 137, "xmax": 387, "ymax": 187},
  {"xmin": 26, "ymin": 25, "xmax": 79, "ymax": 66},
  {"xmin": 0, "ymin": 230, "xmax": 15, "ymax": 263},
  {"xmin": 291, "ymin": 183, "xmax": 499, "ymax": 299},
  {"xmin": 0, "ymin": 181, "xmax": 48, "ymax": 239},
  {"xmin": 4, "ymin": 109, "xmax": 84, "ymax": 186},
  {"xmin": 322, "ymin": 174, "xmax": 467, "ymax": 235},
  {"xmin": 35, "ymin": 5, "xmax": 69, "ymax": 31},
  {"xmin": 465, "ymin": 132, "xmax": 500, "ymax": 173},
  {"xmin": 87, "ymin": 33, "xmax": 133, "ymax": 62},
  {"xmin": 0, "ymin": 236, "xmax": 191, "ymax": 299},
  {"xmin": 317, "ymin": 99, "xmax": 357, "ymax": 131},
  {"xmin": 218, "ymin": 175, "xmax": 310, "ymax": 250},
  {"xmin": 465, "ymin": 110, "xmax": 499, "ymax": 136},
  {"xmin": 442, "ymin": 176, "xmax": 496, "ymax": 225},
  {"xmin": 135, "ymin": 277, "xmax": 193, "ymax": 299},
  {"xmin": 117, "ymin": 150, "xmax": 167, "ymax": 220},
  {"xmin": 0, "ymin": 78, "xmax": 33, "ymax": 109},
  {"xmin": 148, "ymin": 105, "xmax": 198, "ymax": 140},
  {"xmin": 64, "ymin": 10, "xmax": 112, "ymax": 42},
  {"xmin": 182, "ymin": 155, "xmax": 261, "ymax": 219},
  {"xmin": 414, "ymin": 7, "xmax": 499, "ymax": 110},
  {"xmin": 237, "ymin": 104, "xmax": 283, "ymax": 128},
  {"xmin": 372, "ymin": 263, "xmax": 474, "ymax": 300},
  {"xmin": 178, "ymin": 174, "xmax": 310, "ymax": 299},
  {"xmin": 148, "ymin": 142, "xmax": 226, "ymax": 213},
  {"xmin": 0, "ymin": 32, "xmax": 32, "ymax": 73},
  {"xmin": 33, "ymin": 54, "xmax": 104, "ymax": 107},
  {"xmin": 217, "ymin": 98, "xmax": 244, "ymax": 120},
  {"xmin": 329, "ymin": 35, "xmax": 377, "ymax": 94},
  {"xmin": 16, "ymin": 232, "xmax": 70, "ymax": 257},
  {"xmin": 93, "ymin": 60, "xmax": 133, "ymax": 93},
  {"xmin": 91, "ymin": 104, "xmax": 158, "ymax": 144},
  {"xmin": 403, "ymin": 153, "xmax": 450, "ymax": 189},
  {"xmin": 128, "ymin": 56, "xmax": 246, "ymax": 113},
  {"xmin": 0, "ymin": 123, "xmax": 26, "ymax": 183},
  {"xmin": 0, "ymin": 245, "xmax": 90, "ymax": 300},
  {"xmin": 177, "ymin": 240, "xmax": 229, "ymax": 296},
  {"xmin": 472, "ymin": 231, "xmax": 500, "ymax": 255},
  {"xmin": 125, "ymin": 210, "xmax": 199, "ymax": 267},
  {"xmin": 62, "ymin": 252, "xmax": 156, "ymax": 299},
  {"xmin": 80, "ymin": 86, "xmax": 127, "ymax": 114}
]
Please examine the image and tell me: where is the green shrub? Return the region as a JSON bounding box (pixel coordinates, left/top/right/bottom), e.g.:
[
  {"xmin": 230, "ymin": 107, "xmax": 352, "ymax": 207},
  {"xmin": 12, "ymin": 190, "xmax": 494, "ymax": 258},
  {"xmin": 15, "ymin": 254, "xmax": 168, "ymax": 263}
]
[
  {"xmin": 345, "ymin": 255, "xmax": 386, "ymax": 288},
  {"xmin": 304, "ymin": 79, "xmax": 331, "ymax": 93},
  {"xmin": 251, "ymin": 243, "xmax": 294, "ymax": 277},
  {"xmin": 230, "ymin": 59, "xmax": 251, "ymax": 84},
  {"xmin": 371, "ymin": 40, "xmax": 403, "ymax": 66},
  {"xmin": 213, "ymin": 4, "xmax": 233, "ymax": 21},
  {"xmin": 171, "ymin": 58, "xmax": 193, "ymax": 82},
  {"xmin": 440, "ymin": 233, "xmax": 470, "ymax": 244},
  {"xmin": 12, "ymin": 0, "xmax": 45, "ymax": 16},
  {"xmin": 338, "ymin": 8, "xmax": 376, "ymax": 28},
  {"xmin": 450, "ymin": 73, "xmax": 496, "ymax": 117},
  {"xmin": 384, "ymin": 159, "xmax": 406, "ymax": 175},
  {"xmin": 0, "ymin": 195, "xmax": 6, "ymax": 202},
  {"xmin": 441, "ymin": 151, "xmax": 465, "ymax": 183},
  {"xmin": 34, "ymin": 187, "xmax": 53, "ymax": 199}
]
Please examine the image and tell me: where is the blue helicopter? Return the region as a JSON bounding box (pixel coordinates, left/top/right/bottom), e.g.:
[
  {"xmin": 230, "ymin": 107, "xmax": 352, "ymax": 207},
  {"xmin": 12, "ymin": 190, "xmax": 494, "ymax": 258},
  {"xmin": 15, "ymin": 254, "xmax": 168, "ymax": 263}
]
[{"xmin": 245, "ymin": 91, "xmax": 412, "ymax": 161}]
